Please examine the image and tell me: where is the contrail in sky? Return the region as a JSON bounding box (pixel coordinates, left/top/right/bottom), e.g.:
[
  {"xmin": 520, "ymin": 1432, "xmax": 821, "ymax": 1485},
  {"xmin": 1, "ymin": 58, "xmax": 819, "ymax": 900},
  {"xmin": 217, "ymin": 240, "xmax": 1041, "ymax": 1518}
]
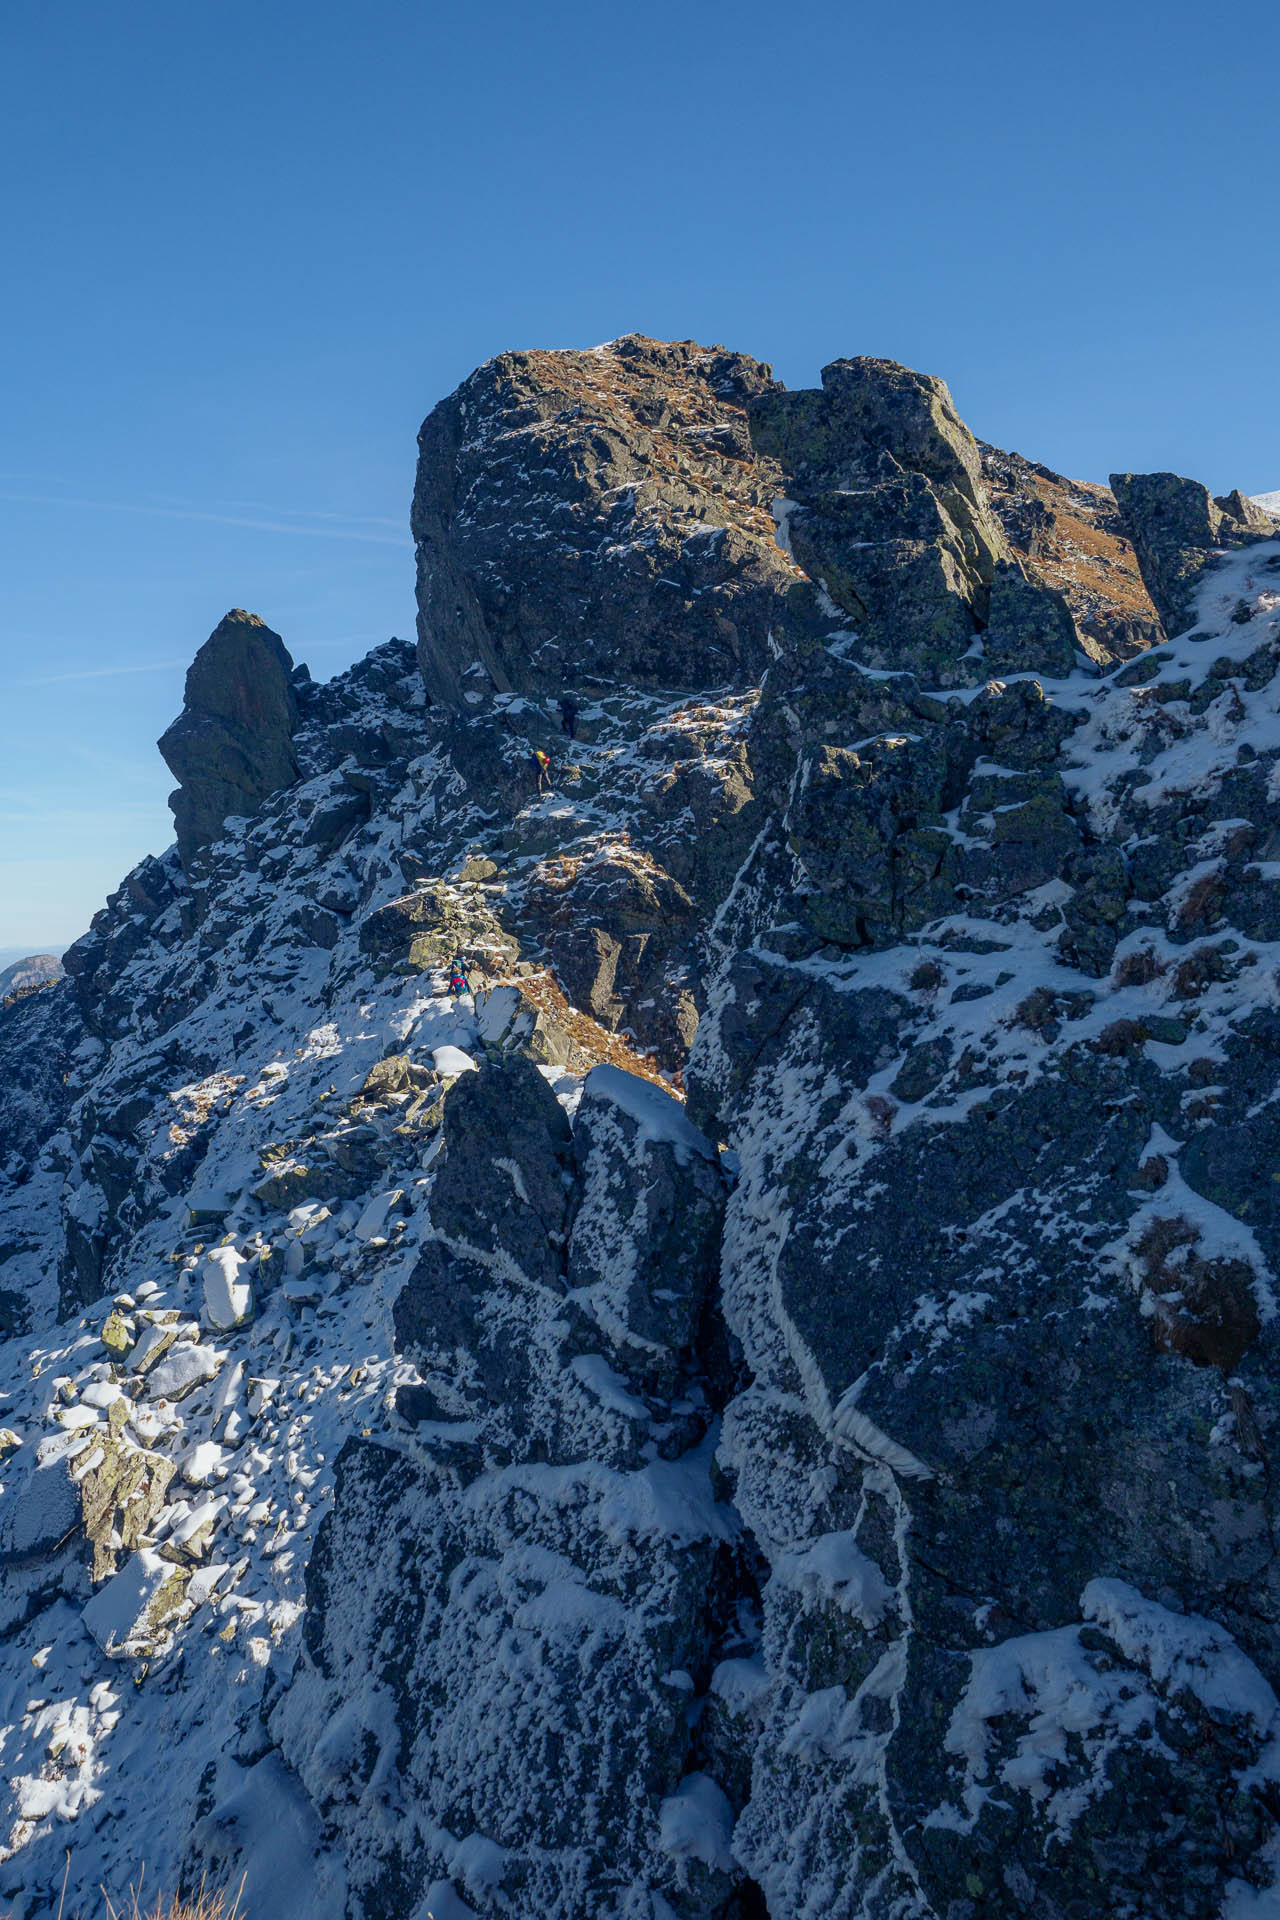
[
  {"xmin": 0, "ymin": 490, "xmax": 413, "ymax": 547},
  {"xmin": 19, "ymin": 636, "xmax": 392, "ymax": 686},
  {"xmin": 18, "ymin": 660, "xmax": 189, "ymax": 686}
]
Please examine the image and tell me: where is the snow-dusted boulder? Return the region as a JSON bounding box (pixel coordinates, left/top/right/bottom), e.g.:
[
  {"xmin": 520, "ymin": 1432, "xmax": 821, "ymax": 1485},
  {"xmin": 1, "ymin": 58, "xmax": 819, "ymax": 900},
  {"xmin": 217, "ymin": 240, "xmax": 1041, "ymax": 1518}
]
[{"xmin": 199, "ymin": 1245, "xmax": 253, "ymax": 1331}]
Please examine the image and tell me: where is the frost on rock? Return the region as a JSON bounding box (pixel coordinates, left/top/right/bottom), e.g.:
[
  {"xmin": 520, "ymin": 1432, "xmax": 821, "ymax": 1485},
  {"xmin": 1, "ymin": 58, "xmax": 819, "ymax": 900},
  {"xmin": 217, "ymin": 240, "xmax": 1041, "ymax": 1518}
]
[{"xmin": 3, "ymin": 343, "xmax": 1280, "ymax": 1917}]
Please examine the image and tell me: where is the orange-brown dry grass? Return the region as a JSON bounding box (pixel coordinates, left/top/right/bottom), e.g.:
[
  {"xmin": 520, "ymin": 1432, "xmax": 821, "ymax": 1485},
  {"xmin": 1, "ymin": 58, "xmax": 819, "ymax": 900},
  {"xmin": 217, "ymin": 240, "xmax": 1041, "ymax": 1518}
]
[
  {"xmin": 1016, "ymin": 472, "xmax": 1159, "ymax": 625},
  {"xmin": 508, "ymin": 342, "xmax": 802, "ymax": 568},
  {"xmin": 22, "ymin": 1858, "xmax": 248, "ymax": 1920},
  {"xmin": 513, "ymin": 968, "xmax": 683, "ymax": 1094},
  {"xmin": 101, "ymin": 1886, "xmax": 245, "ymax": 1920}
]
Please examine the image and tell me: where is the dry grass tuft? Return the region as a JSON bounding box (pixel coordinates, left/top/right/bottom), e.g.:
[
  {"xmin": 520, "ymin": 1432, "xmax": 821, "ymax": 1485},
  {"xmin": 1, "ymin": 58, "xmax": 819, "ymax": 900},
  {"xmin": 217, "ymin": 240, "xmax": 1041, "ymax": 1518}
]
[
  {"xmin": 28, "ymin": 1857, "xmax": 249, "ymax": 1920},
  {"xmin": 513, "ymin": 968, "xmax": 683, "ymax": 1092},
  {"xmin": 101, "ymin": 1884, "xmax": 245, "ymax": 1920}
]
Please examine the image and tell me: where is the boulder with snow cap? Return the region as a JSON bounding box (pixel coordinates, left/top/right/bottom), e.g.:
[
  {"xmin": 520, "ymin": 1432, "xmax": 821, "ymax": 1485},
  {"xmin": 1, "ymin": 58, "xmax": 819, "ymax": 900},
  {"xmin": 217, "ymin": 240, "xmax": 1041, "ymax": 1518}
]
[
  {"xmin": 199, "ymin": 1245, "xmax": 254, "ymax": 1330},
  {"xmin": 144, "ymin": 1341, "xmax": 222, "ymax": 1402},
  {"xmin": 81, "ymin": 1548, "xmax": 189, "ymax": 1657}
]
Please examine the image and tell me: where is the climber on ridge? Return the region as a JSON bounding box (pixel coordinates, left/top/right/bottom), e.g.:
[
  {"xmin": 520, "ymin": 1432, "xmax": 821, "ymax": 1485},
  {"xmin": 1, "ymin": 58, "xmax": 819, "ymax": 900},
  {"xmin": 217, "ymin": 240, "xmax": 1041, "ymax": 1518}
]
[
  {"xmin": 558, "ymin": 696, "xmax": 578, "ymax": 740},
  {"xmin": 532, "ymin": 746, "xmax": 553, "ymax": 794},
  {"xmin": 447, "ymin": 956, "xmax": 472, "ymax": 997}
]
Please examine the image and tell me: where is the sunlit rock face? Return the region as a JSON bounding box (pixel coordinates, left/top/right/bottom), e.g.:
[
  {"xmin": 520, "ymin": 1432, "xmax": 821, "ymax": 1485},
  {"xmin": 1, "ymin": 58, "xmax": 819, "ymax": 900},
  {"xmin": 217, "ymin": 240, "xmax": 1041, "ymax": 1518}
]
[{"xmin": 411, "ymin": 334, "xmax": 796, "ymax": 707}]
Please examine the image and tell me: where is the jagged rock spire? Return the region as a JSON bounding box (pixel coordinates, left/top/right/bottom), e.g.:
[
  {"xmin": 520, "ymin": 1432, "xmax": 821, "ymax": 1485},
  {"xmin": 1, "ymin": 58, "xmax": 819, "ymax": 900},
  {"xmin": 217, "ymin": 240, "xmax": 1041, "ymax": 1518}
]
[{"xmin": 158, "ymin": 609, "xmax": 300, "ymax": 870}]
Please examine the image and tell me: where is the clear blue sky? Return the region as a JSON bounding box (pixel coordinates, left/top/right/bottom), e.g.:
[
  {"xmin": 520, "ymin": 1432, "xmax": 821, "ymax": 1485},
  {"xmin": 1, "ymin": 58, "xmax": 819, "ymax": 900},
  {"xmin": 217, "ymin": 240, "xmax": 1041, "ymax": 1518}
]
[{"xmin": 2, "ymin": 0, "xmax": 1277, "ymax": 950}]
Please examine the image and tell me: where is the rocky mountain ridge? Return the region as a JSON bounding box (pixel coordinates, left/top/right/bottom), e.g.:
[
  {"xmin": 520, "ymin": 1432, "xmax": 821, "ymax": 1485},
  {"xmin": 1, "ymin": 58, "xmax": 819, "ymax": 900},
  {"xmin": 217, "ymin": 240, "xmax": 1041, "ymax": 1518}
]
[
  {"xmin": 1, "ymin": 336, "xmax": 1280, "ymax": 1919},
  {"xmin": 0, "ymin": 954, "xmax": 64, "ymax": 1006}
]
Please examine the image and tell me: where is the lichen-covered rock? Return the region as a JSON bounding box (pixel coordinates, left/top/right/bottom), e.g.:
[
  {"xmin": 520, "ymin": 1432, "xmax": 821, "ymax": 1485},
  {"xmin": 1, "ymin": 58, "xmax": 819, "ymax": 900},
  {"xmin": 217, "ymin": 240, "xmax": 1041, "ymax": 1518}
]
[
  {"xmin": 981, "ymin": 556, "xmax": 1078, "ymax": 676},
  {"xmin": 751, "ymin": 355, "xmax": 1006, "ymax": 582},
  {"xmin": 158, "ymin": 609, "xmax": 300, "ymax": 870},
  {"xmin": 79, "ymin": 1406, "xmax": 176, "ymax": 1580},
  {"xmin": 750, "ymin": 355, "xmax": 1010, "ymax": 685},
  {"xmin": 1111, "ymin": 469, "xmax": 1275, "ymax": 636}
]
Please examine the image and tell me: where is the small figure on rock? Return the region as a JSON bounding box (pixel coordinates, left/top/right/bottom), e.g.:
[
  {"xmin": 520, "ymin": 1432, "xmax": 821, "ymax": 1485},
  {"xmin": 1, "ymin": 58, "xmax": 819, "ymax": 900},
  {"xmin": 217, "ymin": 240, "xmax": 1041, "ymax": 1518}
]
[
  {"xmin": 558, "ymin": 696, "xmax": 579, "ymax": 740},
  {"xmin": 533, "ymin": 746, "xmax": 554, "ymax": 794},
  {"xmin": 448, "ymin": 956, "xmax": 472, "ymax": 998}
]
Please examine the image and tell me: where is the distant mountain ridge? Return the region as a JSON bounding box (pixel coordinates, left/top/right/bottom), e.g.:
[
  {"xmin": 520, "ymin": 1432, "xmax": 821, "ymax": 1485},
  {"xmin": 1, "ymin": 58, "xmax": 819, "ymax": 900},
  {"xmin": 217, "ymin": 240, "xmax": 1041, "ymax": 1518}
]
[{"xmin": 0, "ymin": 951, "xmax": 64, "ymax": 1003}]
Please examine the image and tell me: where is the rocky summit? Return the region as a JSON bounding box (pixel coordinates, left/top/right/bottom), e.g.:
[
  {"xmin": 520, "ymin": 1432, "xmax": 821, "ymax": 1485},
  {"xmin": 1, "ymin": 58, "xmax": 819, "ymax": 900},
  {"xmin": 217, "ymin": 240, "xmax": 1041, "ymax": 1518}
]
[{"xmin": 2, "ymin": 335, "xmax": 1280, "ymax": 1920}]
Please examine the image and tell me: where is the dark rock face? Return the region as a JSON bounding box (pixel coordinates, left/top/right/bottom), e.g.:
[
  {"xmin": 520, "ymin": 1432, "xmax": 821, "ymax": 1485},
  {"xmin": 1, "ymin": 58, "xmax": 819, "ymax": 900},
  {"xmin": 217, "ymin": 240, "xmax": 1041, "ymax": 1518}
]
[
  {"xmin": 981, "ymin": 556, "xmax": 1077, "ymax": 675},
  {"xmin": 526, "ymin": 844, "xmax": 700, "ymax": 1065},
  {"xmin": 412, "ymin": 334, "xmax": 795, "ymax": 705},
  {"xmin": 682, "ymin": 527, "xmax": 1280, "ymax": 1914},
  {"xmin": 1110, "ymin": 470, "xmax": 1276, "ymax": 634},
  {"xmin": 294, "ymin": 1060, "xmax": 732, "ymax": 1915},
  {"xmin": 158, "ymin": 609, "xmax": 300, "ymax": 869},
  {"xmin": 0, "ymin": 981, "xmax": 80, "ymax": 1179},
  {"xmin": 0, "ymin": 979, "xmax": 84, "ymax": 1334},
  {"xmin": 751, "ymin": 359, "xmax": 997, "ymax": 685},
  {"xmin": 392, "ymin": 1054, "xmax": 725, "ymax": 1464}
]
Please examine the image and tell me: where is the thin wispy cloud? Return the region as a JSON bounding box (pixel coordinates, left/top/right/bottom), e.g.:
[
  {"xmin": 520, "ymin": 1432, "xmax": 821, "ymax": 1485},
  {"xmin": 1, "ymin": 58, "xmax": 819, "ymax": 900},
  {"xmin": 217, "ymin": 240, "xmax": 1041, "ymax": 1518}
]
[
  {"xmin": 18, "ymin": 658, "xmax": 187, "ymax": 686},
  {"xmin": 224, "ymin": 501, "xmax": 405, "ymax": 531},
  {"xmin": 13, "ymin": 636, "xmax": 406, "ymax": 688},
  {"xmin": 0, "ymin": 489, "xmax": 413, "ymax": 548}
]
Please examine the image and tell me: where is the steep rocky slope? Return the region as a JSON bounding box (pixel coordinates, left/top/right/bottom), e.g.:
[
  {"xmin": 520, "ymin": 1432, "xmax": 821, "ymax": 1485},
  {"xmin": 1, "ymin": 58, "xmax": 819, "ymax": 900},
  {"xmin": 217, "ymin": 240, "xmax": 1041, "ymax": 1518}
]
[{"xmin": 2, "ymin": 336, "xmax": 1280, "ymax": 1919}]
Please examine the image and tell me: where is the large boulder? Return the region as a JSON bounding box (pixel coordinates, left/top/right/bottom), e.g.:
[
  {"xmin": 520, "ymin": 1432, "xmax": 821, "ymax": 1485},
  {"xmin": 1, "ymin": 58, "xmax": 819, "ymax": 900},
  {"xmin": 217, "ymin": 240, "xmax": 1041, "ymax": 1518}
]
[
  {"xmin": 158, "ymin": 610, "xmax": 301, "ymax": 869},
  {"xmin": 751, "ymin": 354, "xmax": 1007, "ymax": 579},
  {"xmin": 1110, "ymin": 470, "xmax": 1275, "ymax": 635},
  {"xmin": 981, "ymin": 556, "xmax": 1078, "ymax": 676}
]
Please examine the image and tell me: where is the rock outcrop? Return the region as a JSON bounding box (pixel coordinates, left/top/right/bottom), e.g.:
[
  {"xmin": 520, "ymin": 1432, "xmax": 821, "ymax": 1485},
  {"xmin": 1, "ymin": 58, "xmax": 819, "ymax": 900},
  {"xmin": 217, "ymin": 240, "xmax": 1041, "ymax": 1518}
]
[
  {"xmin": 158, "ymin": 609, "xmax": 301, "ymax": 869},
  {"xmin": 1110, "ymin": 469, "xmax": 1277, "ymax": 635},
  {"xmin": 5, "ymin": 337, "xmax": 1280, "ymax": 1920},
  {"xmin": 980, "ymin": 441, "xmax": 1165, "ymax": 659},
  {"xmin": 752, "ymin": 356, "xmax": 1025, "ymax": 684},
  {"xmin": 412, "ymin": 335, "xmax": 795, "ymax": 705}
]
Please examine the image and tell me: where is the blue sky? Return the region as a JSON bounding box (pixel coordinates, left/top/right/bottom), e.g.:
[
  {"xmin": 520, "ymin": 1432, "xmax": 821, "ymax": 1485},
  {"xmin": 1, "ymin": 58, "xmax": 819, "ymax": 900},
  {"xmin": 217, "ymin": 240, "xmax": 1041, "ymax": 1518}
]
[{"xmin": 2, "ymin": 0, "xmax": 1278, "ymax": 950}]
